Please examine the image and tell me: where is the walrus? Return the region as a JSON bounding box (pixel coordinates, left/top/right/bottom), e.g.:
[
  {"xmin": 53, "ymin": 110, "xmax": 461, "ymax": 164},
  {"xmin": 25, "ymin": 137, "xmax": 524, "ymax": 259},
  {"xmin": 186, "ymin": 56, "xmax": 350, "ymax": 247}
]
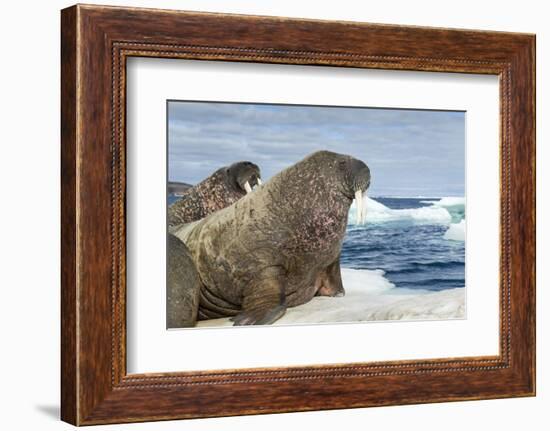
[
  {"xmin": 166, "ymin": 233, "xmax": 201, "ymax": 328},
  {"xmin": 172, "ymin": 150, "xmax": 371, "ymax": 326},
  {"xmin": 168, "ymin": 161, "xmax": 261, "ymax": 226}
]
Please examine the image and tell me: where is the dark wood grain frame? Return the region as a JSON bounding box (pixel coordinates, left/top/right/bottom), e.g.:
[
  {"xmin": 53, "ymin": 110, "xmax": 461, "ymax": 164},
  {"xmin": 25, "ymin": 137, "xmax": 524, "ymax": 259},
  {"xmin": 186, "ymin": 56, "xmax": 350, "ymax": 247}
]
[{"xmin": 61, "ymin": 4, "xmax": 535, "ymax": 426}]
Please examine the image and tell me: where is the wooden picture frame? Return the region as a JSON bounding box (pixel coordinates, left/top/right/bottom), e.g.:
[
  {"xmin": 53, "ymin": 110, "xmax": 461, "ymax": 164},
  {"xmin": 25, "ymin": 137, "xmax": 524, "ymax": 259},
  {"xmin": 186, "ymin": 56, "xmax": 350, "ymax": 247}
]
[{"xmin": 61, "ymin": 4, "xmax": 535, "ymax": 426}]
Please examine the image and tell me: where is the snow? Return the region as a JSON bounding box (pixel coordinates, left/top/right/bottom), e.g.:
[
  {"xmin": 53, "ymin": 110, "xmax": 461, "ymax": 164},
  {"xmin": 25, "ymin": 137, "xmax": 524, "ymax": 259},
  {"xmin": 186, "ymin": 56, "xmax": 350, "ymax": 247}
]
[{"xmin": 197, "ymin": 268, "xmax": 465, "ymax": 328}]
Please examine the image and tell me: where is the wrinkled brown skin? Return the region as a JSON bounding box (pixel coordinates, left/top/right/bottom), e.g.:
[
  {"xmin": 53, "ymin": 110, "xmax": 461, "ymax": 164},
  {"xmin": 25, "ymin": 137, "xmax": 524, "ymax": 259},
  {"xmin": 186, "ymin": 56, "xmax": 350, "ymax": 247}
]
[
  {"xmin": 173, "ymin": 151, "xmax": 370, "ymax": 326},
  {"xmin": 168, "ymin": 162, "xmax": 261, "ymax": 227},
  {"xmin": 166, "ymin": 234, "xmax": 201, "ymax": 328}
]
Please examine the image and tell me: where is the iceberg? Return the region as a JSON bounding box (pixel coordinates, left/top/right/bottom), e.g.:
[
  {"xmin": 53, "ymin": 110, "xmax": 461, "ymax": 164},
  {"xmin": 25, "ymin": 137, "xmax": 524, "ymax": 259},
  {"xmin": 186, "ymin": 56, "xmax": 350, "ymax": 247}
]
[
  {"xmin": 348, "ymin": 196, "xmax": 452, "ymax": 225},
  {"xmin": 425, "ymin": 197, "xmax": 465, "ymax": 223},
  {"xmin": 444, "ymin": 219, "xmax": 466, "ymax": 241},
  {"xmin": 430, "ymin": 197, "xmax": 465, "ymax": 208}
]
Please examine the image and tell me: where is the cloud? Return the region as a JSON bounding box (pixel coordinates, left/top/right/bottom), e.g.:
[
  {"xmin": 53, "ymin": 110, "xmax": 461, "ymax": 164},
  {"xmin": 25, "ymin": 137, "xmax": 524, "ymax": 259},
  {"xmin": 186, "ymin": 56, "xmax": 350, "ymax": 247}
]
[{"xmin": 168, "ymin": 101, "xmax": 464, "ymax": 197}]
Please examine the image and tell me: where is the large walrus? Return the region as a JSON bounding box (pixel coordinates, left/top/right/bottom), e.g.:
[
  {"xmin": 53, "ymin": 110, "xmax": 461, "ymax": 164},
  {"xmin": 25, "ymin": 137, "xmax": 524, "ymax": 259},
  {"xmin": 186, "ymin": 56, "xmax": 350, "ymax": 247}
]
[
  {"xmin": 168, "ymin": 161, "xmax": 261, "ymax": 226},
  {"xmin": 172, "ymin": 151, "xmax": 371, "ymax": 326}
]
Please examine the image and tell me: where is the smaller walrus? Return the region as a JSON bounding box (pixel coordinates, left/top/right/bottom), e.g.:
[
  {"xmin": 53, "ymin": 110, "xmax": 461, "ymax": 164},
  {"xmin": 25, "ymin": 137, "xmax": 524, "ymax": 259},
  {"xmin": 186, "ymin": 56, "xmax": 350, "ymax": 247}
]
[
  {"xmin": 168, "ymin": 161, "xmax": 261, "ymax": 226},
  {"xmin": 172, "ymin": 150, "xmax": 371, "ymax": 327}
]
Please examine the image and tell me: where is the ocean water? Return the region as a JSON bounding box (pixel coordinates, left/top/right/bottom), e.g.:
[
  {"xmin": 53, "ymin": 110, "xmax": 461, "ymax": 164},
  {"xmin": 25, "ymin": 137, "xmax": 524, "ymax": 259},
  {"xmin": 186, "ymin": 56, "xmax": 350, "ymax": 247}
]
[
  {"xmin": 345, "ymin": 196, "xmax": 465, "ymax": 292},
  {"xmin": 168, "ymin": 195, "xmax": 466, "ymax": 295}
]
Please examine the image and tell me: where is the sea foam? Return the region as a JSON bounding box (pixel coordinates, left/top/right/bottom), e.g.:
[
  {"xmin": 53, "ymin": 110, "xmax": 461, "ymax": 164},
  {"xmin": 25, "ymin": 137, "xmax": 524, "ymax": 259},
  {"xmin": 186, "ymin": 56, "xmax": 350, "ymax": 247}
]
[{"xmin": 197, "ymin": 268, "xmax": 465, "ymax": 327}]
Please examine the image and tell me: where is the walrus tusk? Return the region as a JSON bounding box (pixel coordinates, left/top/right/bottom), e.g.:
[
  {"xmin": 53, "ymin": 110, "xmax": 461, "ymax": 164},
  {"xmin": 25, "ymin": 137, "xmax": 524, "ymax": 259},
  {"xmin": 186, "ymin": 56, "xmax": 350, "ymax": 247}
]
[
  {"xmin": 244, "ymin": 181, "xmax": 253, "ymax": 193},
  {"xmin": 257, "ymin": 178, "xmax": 262, "ymax": 186},
  {"xmin": 355, "ymin": 189, "xmax": 364, "ymax": 225},
  {"xmin": 364, "ymin": 196, "xmax": 367, "ymax": 223},
  {"xmin": 363, "ymin": 194, "xmax": 367, "ymax": 224}
]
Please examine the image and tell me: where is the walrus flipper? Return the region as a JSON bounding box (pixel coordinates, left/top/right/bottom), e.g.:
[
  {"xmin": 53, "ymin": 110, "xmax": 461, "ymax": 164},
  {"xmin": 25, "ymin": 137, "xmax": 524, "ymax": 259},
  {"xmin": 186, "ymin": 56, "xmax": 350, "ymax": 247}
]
[
  {"xmin": 232, "ymin": 267, "xmax": 287, "ymax": 326},
  {"xmin": 315, "ymin": 256, "xmax": 345, "ymax": 297},
  {"xmin": 232, "ymin": 305, "xmax": 287, "ymax": 326},
  {"xmin": 166, "ymin": 234, "xmax": 201, "ymax": 328}
]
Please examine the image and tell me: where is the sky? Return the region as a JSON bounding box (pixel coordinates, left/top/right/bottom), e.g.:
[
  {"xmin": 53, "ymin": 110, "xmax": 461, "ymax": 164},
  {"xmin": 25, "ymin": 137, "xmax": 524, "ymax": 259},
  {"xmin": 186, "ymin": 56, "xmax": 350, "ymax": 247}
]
[{"xmin": 168, "ymin": 101, "xmax": 465, "ymax": 197}]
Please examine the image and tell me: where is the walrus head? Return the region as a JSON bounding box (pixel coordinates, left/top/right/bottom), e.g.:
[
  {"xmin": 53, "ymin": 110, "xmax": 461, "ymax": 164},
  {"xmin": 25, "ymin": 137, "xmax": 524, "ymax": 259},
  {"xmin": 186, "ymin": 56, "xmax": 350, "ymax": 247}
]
[
  {"xmin": 275, "ymin": 150, "xmax": 371, "ymax": 225},
  {"xmin": 227, "ymin": 161, "xmax": 262, "ymax": 194},
  {"xmin": 338, "ymin": 155, "xmax": 371, "ymax": 224}
]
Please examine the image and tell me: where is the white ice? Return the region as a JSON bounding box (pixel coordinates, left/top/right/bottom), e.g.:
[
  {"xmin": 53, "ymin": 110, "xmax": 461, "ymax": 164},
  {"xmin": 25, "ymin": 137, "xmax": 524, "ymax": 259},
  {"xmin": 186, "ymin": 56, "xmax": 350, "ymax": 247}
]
[
  {"xmin": 429, "ymin": 197, "xmax": 466, "ymax": 208},
  {"xmin": 197, "ymin": 268, "xmax": 465, "ymax": 328},
  {"xmin": 348, "ymin": 196, "xmax": 452, "ymax": 225},
  {"xmin": 444, "ymin": 219, "xmax": 466, "ymax": 241}
]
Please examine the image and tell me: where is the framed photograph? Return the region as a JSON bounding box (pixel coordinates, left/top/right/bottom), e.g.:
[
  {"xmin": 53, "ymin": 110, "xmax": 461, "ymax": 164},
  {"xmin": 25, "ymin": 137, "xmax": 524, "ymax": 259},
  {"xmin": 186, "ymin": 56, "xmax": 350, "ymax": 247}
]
[
  {"xmin": 164, "ymin": 100, "xmax": 466, "ymax": 330},
  {"xmin": 61, "ymin": 4, "xmax": 535, "ymax": 425}
]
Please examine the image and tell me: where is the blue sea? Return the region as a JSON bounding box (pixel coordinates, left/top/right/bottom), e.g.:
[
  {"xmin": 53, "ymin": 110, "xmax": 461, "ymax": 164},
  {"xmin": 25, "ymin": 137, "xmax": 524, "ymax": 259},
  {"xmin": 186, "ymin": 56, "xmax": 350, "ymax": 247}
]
[
  {"xmin": 168, "ymin": 195, "xmax": 465, "ymax": 294},
  {"xmin": 345, "ymin": 197, "xmax": 465, "ymax": 292}
]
